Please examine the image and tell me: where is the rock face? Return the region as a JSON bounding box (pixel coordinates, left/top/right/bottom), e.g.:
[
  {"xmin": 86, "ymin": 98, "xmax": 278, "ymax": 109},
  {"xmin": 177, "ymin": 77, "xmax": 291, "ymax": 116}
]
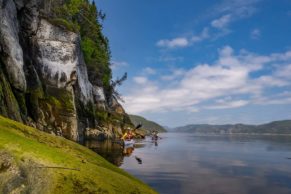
[
  {"xmin": 32, "ymin": 19, "xmax": 80, "ymax": 141},
  {"xmin": 0, "ymin": 0, "xmax": 26, "ymax": 91},
  {"xmin": 0, "ymin": 0, "xmax": 132, "ymax": 142}
]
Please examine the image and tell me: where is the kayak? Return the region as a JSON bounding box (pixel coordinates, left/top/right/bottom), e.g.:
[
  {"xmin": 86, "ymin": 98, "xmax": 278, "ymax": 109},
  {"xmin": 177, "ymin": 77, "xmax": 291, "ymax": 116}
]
[{"xmin": 123, "ymin": 139, "xmax": 135, "ymax": 147}]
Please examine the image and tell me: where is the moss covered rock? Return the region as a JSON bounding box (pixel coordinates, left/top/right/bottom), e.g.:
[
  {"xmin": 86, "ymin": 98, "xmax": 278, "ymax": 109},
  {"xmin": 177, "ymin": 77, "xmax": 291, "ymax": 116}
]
[{"xmin": 0, "ymin": 66, "xmax": 22, "ymax": 122}]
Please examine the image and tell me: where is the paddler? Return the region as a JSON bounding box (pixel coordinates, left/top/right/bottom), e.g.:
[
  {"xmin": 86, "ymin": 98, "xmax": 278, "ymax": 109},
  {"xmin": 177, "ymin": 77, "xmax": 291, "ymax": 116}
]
[
  {"xmin": 152, "ymin": 130, "xmax": 159, "ymax": 140},
  {"xmin": 121, "ymin": 127, "xmax": 135, "ymax": 140}
]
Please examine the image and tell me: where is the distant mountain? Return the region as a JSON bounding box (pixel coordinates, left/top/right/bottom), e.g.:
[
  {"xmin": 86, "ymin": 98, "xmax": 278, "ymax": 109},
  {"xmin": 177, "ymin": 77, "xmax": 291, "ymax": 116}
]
[
  {"xmin": 163, "ymin": 126, "xmax": 173, "ymax": 131},
  {"xmin": 129, "ymin": 115, "xmax": 167, "ymax": 133},
  {"xmin": 174, "ymin": 120, "xmax": 291, "ymax": 134}
]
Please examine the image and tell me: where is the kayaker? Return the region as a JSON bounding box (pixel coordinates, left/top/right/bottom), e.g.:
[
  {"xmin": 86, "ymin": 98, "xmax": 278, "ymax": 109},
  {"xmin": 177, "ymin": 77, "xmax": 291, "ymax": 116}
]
[
  {"xmin": 121, "ymin": 128, "xmax": 134, "ymax": 140},
  {"xmin": 152, "ymin": 130, "xmax": 158, "ymax": 140}
]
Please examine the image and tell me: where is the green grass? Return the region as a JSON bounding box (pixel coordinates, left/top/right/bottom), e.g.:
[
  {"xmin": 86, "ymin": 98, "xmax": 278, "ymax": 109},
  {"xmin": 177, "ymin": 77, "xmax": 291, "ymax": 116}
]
[{"xmin": 0, "ymin": 116, "xmax": 157, "ymax": 194}]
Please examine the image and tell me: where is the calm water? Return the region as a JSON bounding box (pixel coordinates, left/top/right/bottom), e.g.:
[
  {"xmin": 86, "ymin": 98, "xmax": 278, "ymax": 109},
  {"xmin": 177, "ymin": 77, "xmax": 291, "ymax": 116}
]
[{"xmin": 86, "ymin": 133, "xmax": 291, "ymax": 194}]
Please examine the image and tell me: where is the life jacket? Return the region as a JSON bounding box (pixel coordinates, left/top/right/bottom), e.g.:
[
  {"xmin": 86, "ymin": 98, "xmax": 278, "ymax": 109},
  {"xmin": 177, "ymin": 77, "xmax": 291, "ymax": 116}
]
[
  {"xmin": 122, "ymin": 132, "xmax": 133, "ymax": 140},
  {"xmin": 126, "ymin": 132, "xmax": 133, "ymax": 140}
]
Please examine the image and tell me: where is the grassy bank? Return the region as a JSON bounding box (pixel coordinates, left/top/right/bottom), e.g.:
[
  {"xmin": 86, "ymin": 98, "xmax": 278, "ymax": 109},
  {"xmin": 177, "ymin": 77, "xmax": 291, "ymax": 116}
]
[{"xmin": 0, "ymin": 116, "xmax": 156, "ymax": 194}]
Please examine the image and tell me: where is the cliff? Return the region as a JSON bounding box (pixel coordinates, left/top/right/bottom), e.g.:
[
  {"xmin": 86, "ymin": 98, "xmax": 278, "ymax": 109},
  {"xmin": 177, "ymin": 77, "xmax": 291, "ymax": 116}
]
[{"xmin": 0, "ymin": 0, "xmax": 132, "ymax": 142}]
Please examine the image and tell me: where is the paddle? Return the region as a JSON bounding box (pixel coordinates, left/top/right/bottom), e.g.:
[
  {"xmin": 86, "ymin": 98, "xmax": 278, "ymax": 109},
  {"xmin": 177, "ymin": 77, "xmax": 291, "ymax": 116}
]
[{"xmin": 134, "ymin": 123, "xmax": 142, "ymax": 130}]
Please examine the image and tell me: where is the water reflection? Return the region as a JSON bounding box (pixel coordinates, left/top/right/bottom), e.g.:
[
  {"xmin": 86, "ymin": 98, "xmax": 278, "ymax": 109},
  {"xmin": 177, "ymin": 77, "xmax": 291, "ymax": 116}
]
[
  {"xmin": 85, "ymin": 139, "xmax": 124, "ymax": 166},
  {"xmin": 123, "ymin": 146, "xmax": 134, "ymax": 157},
  {"xmin": 85, "ymin": 139, "xmax": 148, "ymax": 166},
  {"xmin": 135, "ymin": 156, "xmax": 142, "ymax": 164},
  {"xmin": 85, "ymin": 134, "xmax": 291, "ymax": 194}
]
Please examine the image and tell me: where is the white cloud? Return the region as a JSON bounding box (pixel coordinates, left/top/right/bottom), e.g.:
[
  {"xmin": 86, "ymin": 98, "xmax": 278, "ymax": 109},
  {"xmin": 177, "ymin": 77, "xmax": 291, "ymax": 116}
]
[
  {"xmin": 143, "ymin": 67, "xmax": 156, "ymax": 75},
  {"xmin": 211, "ymin": 14, "xmax": 232, "ymax": 29},
  {"xmin": 191, "ymin": 28, "xmax": 210, "ymax": 43},
  {"xmin": 133, "ymin": 76, "xmax": 148, "ymax": 85},
  {"xmin": 156, "ymin": 37, "xmax": 189, "ymax": 49},
  {"xmin": 251, "ymin": 28, "xmax": 261, "ymax": 39},
  {"xmin": 253, "ymin": 91, "xmax": 291, "ymax": 105},
  {"xmin": 187, "ymin": 107, "xmax": 200, "ymax": 113},
  {"xmin": 275, "ymin": 64, "xmax": 291, "ymax": 78},
  {"xmin": 111, "ymin": 61, "xmax": 129, "ymax": 70},
  {"xmin": 123, "ymin": 46, "xmax": 291, "ymax": 114},
  {"xmin": 208, "ymin": 0, "xmax": 261, "ymax": 38},
  {"xmin": 214, "ymin": 0, "xmax": 260, "ymax": 18},
  {"xmin": 156, "ymin": 0, "xmax": 261, "ymax": 50},
  {"xmin": 157, "ymin": 28, "xmax": 209, "ymax": 49},
  {"xmin": 254, "ymin": 76, "xmax": 289, "ymax": 87},
  {"xmin": 270, "ymin": 51, "xmax": 291, "ymax": 61},
  {"xmin": 206, "ymin": 100, "xmax": 249, "ymax": 109},
  {"xmin": 161, "ymin": 68, "xmax": 185, "ymax": 81}
]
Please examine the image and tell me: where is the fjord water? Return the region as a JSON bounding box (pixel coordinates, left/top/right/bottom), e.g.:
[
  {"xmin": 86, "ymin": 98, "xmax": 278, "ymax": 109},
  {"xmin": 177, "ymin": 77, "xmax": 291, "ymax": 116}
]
[{"xmin": 88, "ymin": 133, "xmax": 291, "ymax": 194}]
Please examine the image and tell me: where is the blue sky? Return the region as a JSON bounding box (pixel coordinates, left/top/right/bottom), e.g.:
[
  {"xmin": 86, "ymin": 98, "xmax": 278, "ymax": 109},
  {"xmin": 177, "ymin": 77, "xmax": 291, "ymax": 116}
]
[{"xmin": 95, "ymin": 0, "xmax": 291, "ymax": 127}]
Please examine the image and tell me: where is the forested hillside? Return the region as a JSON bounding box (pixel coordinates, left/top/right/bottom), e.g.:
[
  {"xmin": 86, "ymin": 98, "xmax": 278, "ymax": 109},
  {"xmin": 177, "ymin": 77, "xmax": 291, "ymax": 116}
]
[
  {"xmin": 129, "ymin": 115, "xmax": 167, "ymax": 133},
  {"xmin": 174, "ymin": 120, "xmax": 291, "ymax": 134}
]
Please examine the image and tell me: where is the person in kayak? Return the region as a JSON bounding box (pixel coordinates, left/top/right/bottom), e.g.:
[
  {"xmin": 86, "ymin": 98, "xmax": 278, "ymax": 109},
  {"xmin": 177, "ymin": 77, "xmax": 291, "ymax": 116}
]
[
  {"xmin": 121, "ymin": 128, "xmax": 135, "ymax": 140},
  {"xmin": 152, "ymin": 130, "xmax": 159, "ymax": 140}
]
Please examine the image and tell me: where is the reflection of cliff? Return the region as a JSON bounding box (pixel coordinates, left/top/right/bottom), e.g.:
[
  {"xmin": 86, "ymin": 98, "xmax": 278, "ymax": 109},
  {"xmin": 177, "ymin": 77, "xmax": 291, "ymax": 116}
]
[
  {"xmin": 85, "ymin": 139, "xmax": 148, "ymax": 166},
  {"xmin": 0, "ymin": 0, "xmax": 132, "ymax": 143},
  {"xmin": 85, "ymin": 140, "xmax": 125, "ymax": 166}
]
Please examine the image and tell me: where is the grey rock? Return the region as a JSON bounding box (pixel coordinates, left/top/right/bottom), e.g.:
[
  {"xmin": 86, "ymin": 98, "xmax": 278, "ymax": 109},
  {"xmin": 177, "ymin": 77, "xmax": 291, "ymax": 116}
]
[{"xmin": 0, "ymin": 0, "xmax": 26, "ymax": 91}]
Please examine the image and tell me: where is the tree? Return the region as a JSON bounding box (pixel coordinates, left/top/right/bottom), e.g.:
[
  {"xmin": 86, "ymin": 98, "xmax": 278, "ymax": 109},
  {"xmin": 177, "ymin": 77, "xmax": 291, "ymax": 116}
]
[{"xmin": 109, "ymin": 73, "xmax": 127, "ymax": 102}]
